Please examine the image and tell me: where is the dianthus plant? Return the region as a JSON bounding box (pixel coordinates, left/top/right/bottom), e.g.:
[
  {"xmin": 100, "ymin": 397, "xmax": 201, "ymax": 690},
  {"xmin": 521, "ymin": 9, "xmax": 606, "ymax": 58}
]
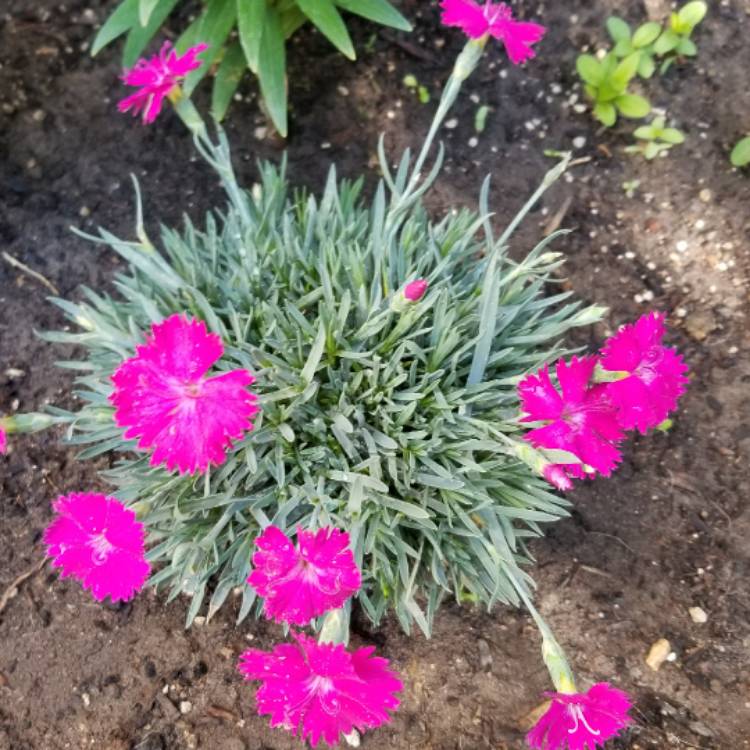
[{"xmin": 42, "ymin": 38, "xmax": 600, "ymax": 636}]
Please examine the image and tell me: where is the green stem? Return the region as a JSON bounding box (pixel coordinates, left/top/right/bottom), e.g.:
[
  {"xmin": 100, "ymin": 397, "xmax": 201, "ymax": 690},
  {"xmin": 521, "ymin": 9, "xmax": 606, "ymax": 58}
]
[{"xmin": 501, "ymin": 560, "xmax": 577, "ymax": 693}]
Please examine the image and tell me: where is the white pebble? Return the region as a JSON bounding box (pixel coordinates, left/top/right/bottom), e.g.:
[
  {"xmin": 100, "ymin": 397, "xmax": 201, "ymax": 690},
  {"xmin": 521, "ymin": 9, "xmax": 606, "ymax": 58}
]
[{"xmin": 676, "ymin": 240, "xmax": 689, "ymax": 253}]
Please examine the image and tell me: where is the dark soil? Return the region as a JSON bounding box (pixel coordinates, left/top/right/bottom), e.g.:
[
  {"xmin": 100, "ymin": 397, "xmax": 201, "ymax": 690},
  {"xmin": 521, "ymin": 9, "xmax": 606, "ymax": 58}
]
[{"xmin": 1, "ymin": 1, "xmax": 749, "ymax": 748}]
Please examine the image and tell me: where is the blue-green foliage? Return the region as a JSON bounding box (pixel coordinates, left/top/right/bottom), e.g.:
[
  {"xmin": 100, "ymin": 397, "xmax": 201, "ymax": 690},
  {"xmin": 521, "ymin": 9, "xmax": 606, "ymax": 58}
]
[{"xmin": 44, "ymin": 134, "xmax": 603, "ymax": 634}]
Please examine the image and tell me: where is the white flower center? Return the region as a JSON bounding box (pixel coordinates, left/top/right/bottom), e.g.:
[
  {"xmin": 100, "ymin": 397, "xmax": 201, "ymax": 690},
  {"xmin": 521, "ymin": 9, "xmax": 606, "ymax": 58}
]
[
  {"xmin": 89, "ymin": 533, "xmax": 114, "ymax": 565},
  {"xmin": 567, "ymin": 704, "xmax": 600, "ymax": 736}
]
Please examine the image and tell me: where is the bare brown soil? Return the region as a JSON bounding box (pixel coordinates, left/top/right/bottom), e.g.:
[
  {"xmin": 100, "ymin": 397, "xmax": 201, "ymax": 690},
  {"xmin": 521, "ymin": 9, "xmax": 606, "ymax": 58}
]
[{"xmin": 1, "ymin": 1, "xmax": 749, "ymax": 748}]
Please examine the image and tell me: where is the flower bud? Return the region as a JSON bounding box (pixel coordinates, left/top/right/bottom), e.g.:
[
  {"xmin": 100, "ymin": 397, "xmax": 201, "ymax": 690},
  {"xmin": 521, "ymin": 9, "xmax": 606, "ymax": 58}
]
[{"xmin": 404, "ymin": 279, "xmax": 428, "ymax": 302}]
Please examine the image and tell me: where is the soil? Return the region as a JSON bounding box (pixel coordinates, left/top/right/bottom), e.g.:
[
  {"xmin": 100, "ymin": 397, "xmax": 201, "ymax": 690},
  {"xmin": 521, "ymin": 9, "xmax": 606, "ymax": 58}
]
[{"xmin": 1, "ymin": 0, "xmax": 749, "ymax": 748}]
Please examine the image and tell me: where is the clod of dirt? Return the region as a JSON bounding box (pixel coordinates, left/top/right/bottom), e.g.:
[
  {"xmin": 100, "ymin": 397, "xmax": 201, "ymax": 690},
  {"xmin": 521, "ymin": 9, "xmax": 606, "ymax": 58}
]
[
  {"xmin": 646, "ymin": 638, "xmax": 672, "ymax": 671},
  {"xmin": 684, "ymin": 310, "xmax": 717, "ymax": 341}
]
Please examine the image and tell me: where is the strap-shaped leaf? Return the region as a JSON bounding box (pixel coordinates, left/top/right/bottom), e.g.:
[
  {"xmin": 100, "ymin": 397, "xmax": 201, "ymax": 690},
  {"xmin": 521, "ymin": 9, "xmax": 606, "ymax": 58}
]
[
  {"xmin": 123, "ymin": 0, "xmax": 180, "ymax": 66},
  {"xmin": 297, "ymin": 0, "xmax": 355, "ymax": 59},
  {"xmin": 138, "ymin": 0, "xmax": 160, "ymax": 26},
  {"xmin": 335, "ymin": 0, "xmax": 411, "ymax": 31},
  {"xmin": 237, "ymin": 0, "xmax": 266, "ymax": 73},
  {"xmin": 182, "ymin": 0, "xmax": 237, "ymax": 96},
  {"xmin": 211, "ymin": 43, "xmax": 247, "ymax": 122},
  {"xmin": 257, "ymin": 5, "xmax": 288, "ymax": 136},
  {"xmin": 92, "ymin": 0, "xmax": 138, "ymax": 56}
]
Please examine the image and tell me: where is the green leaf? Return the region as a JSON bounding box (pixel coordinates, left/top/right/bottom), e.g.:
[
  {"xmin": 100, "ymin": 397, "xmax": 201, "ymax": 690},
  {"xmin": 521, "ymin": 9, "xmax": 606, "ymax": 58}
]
[
  {"xmin": 123, "ymin": 0, "xmax": 180, "ymax": 66},
  {"xmin": 92, "ymin": 0, "xmax": 138, "ymax": 56},
  {"xmin": 138, "ymin": 0, "xmax": 160, "ymax": 26},
  {"xmin": 280, "ymin": 7, "xmax": 307, "ymax": 38},
  {"xmin": 594, "ymin": 101, "xmax": 617, "ymax": 127},
  {"xmin": 633, "ymin": 22, "xmax": 661, "ymax": 48},
  {"xmin": 677, "ymin": 37, "xmax": 697, "ymax": 56},
  {"xmin": 660, "ymin": 127, "xmax": 685, "ymax": 145},
  {"xmin": 297, "ymin": 0, "xmax": 355, "ymax": 59},
  {"xmin": 237, "ymin": 0, "xmax": 266, "ymax": 73},
  {"xmin": 615, "ymin": 93, "xmax": 651, "ymax": 118},
  {"xmin": 257, "ymin": 9, "xmax": 288, "ymax": 138},
  {"xmin": 334, "ymin": 0, "xmax": 412, "ymax": 32},
  {"xmin": 677, "ymin": 0, "xmax": 707, "ymax": 31},
  {"xmin": 644, "ymin": 141, "xmax": 662, "ymax": 160},
  {"xmin": 654, "ymin": 29, "xmax": 679, "ymax": 55},
  {"xmin": 606, "ymin": 16, "xmax": 631, "ymax": 43},
  {"xmin": 610, "ymin": 52, "xmax": 641, "ymax": 90},
  {"xmin": 637, "ymin": 53, "xmax": 655, "ymax": 78},
  {"xmin": 613, "ymin": 39, "xmax": 634, "ymax": 57},
  {"xmin": 211, "ymin": 42, "xmax": 246, "ymax": 121},
  {"xmin": 633, "ymin": 125, "xmax": 656, "ymax": 140},
  {"xmin": 731, "ymin": 136, "xmax": 750, "ymax": 168},
  {"xmin": 575, "ymin": 54, "xmax": 602, "ymax": 86},
  {"xmin": 181, "ymin": 0, "xmax": 237, "ymax": 96}
]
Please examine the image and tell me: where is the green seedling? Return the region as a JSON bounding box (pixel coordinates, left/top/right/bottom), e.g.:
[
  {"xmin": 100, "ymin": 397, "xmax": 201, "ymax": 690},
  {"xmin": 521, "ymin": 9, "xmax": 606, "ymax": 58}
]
[
  {"xmin": 625, "ymin": 116, "xmax": 685, "ymax": 160},
  {"xmin": 576, "ymin": 51, "xmax": 651, "ymax": 126},
  {"xmin": 622, "ymin": 179, "xmax": 641, "ymax": 198},
  {"xmin": 474, "ymin": 104, "xmax": 490, "ymax": 133},
  {"xmin": 730, "ymin": 136, "xmax": 750, "ymax": 168},
  {"xmin": 403, "ymin": 74, "xmax": 430, "ymax": 104},
  {"xmin": 606, "ymin": 16, "xmax": 661, "ymax": 79},
  {"xmin": 654, "ymin": 1, "xmax": 707, "ymax": 73}
]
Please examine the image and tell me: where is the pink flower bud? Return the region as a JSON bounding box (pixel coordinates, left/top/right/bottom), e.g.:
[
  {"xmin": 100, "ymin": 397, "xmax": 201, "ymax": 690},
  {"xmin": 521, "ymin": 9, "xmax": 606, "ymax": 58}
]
[
  {"xmin": 404, "ymin": 279, "xmax": 428, "ymax": 302},
  {"xmin": 543, "ymin": 464, "xmax": 574, "ymax": 492}
]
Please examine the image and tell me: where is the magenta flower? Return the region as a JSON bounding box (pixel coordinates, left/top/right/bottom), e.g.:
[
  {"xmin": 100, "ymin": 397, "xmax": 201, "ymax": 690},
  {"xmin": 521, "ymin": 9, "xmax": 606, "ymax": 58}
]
[
  {"xmin": 248, "ymin": 526, "xmax": 361, "ymax": 625},
  {"xmin": 600, "ymin": 313, "xmax": 689, "ymax": 434},
  {"xmin": 440, "ymin": 0, "xmax": 546, "ymax": 64},
  {"xmin": 0, "ymin": 426, "xmax": 6, "ymax": 454},
  {"xmin": 519, "ymin": 357, "xmax": 624, "ymax": 477},
  {"xmin": 239, "ymin": 631, "xmax": 402, "ymax": 747},
  {"xmin": 527, "ymin": 683, "xmax": 633, "ymax": 750},
  {"xmin": 404, "ymin": 279, "xmax": 428, "ymax": 302},
  {"xmin": 118, "ymin": 42, "xmax": 208, "ymax": 124},
  {"xmin": 43, "ymin": 492, "xmax": 150, "ymax": 602},
  {"xmin": 111, "ymin": 313, "xmax": 259, "ymax": 475}
]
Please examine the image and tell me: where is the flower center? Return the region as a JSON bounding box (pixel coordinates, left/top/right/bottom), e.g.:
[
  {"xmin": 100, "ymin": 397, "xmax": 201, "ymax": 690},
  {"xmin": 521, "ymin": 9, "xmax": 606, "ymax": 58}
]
[
  {"xmin": 89, "ymin": 533, "xmax": 114, "ymax": 565},
  {"xmin": 567, "ymin": 704, "xmax": 600, "ymax": 736},
  {"xmin": 305, "ymin": 675, "xmax": 341, "ymax": 716},
  {"xmin": 634, "ymin": 347, "xmax": 663, "ymax": 385},
  {"xmin": 561, "ymin": 405, "xmax": 587, "ymax": 433}
]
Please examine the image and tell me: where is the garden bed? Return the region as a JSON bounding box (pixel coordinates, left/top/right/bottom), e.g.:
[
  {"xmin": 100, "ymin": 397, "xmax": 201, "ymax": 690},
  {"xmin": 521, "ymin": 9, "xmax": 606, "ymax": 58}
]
[{"xmin": 1, "ymin": 0, "xmax": 749, "ymax": 748}]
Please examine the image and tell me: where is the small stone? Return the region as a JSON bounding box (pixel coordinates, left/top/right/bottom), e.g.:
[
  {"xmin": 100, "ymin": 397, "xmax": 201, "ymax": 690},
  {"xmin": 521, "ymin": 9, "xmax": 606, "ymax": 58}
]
[
  {"xmin": 179, "ymin": 700, "xmax": 192, "ymax": 715},
  {"xmin": 688, "ymin": 721, "xmax": 715, "ymax": 738},
  {"xmin": 444, "ymin": 118, "xmax": 458, "ymax": 129},
  {"xmin": 477, "ymin": 639, "xmax": 493, "ymax": 671},
  {"xmin": 689, "ymin": 607, "xmax": 708, "ymax": 624},
  {"xmin": 572, "ymin": 136, "xmax": 586, "ymax": 149},
  {"xmin": 676, "ymin": 240, "xmax": 689, "ymax": 253},
  {"xmin": 343, "ymin": 729, "xmax": 361, "ymax": 747},
  {"xmin": 699, "ymin": 188, "xmax": 712, "ymax": 203},
  {"xmin": 81, "ymin": 692, "xmax": 91, "ymax": 707},
  {"xmin": 646, "ymin": 638, "xmax": 671, "ymax": 671}
]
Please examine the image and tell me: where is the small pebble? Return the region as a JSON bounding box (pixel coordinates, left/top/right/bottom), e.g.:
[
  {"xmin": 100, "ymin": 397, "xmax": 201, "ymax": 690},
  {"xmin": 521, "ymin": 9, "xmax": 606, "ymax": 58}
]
[
  {"xmin": 646, "ymin": 638, "xmax": 671, "ymax": 671},
  {"xmin": 572, "ymin": 136, "xmax": 586, "ymax": 149},
  {"xmin": 689, "ymin": 606, "xmax": 708, "ymax": 624},
  {"xmin": 179, "ymin": 701, "xmax": 193, "ymax": 715}
]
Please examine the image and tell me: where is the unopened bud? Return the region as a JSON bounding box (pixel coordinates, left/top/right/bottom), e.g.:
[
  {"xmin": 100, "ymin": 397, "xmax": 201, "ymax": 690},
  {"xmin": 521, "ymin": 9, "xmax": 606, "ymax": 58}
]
[{"xmin": 404, "ymin": 279, "xmax": 428, "ymax": 302}]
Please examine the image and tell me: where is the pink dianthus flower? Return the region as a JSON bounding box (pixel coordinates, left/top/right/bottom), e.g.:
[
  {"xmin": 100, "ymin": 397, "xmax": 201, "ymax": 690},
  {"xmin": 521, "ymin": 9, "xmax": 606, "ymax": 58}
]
[
  {"xmin": 527, "ymin": 683, "xmax": 634, "ymax": 750},
  {"xmin": 519, "ymin": 357, "xmax": 624, "ymax": 478},
  {"xmin": 111, "ymin": 313, "xmax": 259, "ymax": 475},
  {"xmin": 599, "ymin": 312, "xmax": 688, "ymax": 434},
  {"xmin": 239, "ymin": 631, "xmax": 402, "ymax": 747},
  {"xmin": 118, "ymin": 42, "xmax": 208, "ymax": 124},
  {"xmin": 248, "ymin": 526, "xmax": 361, "ymax": 626},
  {"xmin": 43, "ymin": 492, "xmax": 150, "ymax": 602},
  {"xmin": 440, "ymin": 0, "xmax": 545, "ymax": 64}
]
